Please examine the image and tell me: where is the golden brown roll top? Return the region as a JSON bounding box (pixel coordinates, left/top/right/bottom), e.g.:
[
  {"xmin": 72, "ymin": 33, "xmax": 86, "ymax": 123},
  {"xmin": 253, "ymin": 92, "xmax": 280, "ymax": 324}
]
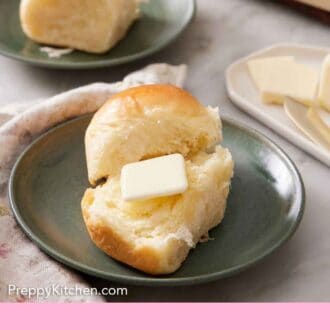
[{"xmin": 85, "ymin": 84, "xmax": 222, "ymax": 185}]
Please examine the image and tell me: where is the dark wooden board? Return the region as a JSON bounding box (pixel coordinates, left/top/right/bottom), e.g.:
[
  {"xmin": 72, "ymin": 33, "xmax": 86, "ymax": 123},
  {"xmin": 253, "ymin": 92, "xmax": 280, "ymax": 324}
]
[{"xmin": 277, "ymin": 0, "xmax": 330, "ymax": 24}]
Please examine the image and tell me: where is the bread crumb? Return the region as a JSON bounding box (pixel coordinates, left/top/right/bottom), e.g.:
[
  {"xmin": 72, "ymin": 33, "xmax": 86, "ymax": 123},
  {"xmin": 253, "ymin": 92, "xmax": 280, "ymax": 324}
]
[
  {"xmin": 40, "ymin": 47, "xmax": 73, "ymax": 58},
  {"xmin": 199, "ymin": 233, "xmax": 215, "ymax": 243},
  {"xmin": 0, "ymin": 206, "xmax": 9, "ymax": 216}
]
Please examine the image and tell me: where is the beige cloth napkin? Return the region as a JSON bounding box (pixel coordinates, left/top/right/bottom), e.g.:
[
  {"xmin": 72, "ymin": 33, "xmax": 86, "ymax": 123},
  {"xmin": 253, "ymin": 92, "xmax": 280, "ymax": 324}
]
[{"xmin": 0, "ymin": 63, "xmax": 187, "ymax": 302}]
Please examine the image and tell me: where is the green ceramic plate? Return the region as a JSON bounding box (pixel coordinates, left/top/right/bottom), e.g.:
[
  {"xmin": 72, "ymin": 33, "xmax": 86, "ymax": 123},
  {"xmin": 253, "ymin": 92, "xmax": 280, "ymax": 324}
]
[
  {"xmin": 9, "ymin": 115, "xmax": 305, "ymax": 286},
  {"xmin": 0, "ymin": 0, "xmax": 195, "ymax": 69}
]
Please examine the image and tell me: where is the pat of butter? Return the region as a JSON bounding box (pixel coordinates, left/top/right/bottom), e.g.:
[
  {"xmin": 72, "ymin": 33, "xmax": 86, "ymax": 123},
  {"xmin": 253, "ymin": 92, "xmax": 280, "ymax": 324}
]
[
  {"xmin": 121, "ymin": 154, "xmax": 188, "ymax": 201},
  {"xmin": 247, "ymin": 56, "xmax": 319, "ymax": 106},
  {"xmin": 318, "ymin": 54, "xmax": 330, "ymax": 113}
]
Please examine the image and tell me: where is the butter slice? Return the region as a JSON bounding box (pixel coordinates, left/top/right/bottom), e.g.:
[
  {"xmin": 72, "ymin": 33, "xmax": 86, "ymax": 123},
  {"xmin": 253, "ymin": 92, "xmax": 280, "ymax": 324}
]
[
  {"xmin": 248, "ymin": 56, "xmax": 295, "ymax": 90},
  {"xmin": 284, "ymin": 97, "xmax": 330, "ymax": 150},
  {"xmin": 307, "ymin": 107, "xmax": 330, "ymax": 145},
  {"xmin": 121, "ymin": 154, "xmax": 188, "ymax": 202},
  {"xmin": 318, "ymin": 54, "xmax": 330, "ymax": 113},
  {"xmin": 248, "ymin": 56, "xmax": 319, "ymax": 106}
]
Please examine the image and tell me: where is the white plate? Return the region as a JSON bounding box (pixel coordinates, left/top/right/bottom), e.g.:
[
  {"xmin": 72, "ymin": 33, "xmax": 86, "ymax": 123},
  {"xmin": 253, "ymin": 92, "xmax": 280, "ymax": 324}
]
[{"xmin": 225, "ymin": 43, "xmax": 330, "ymax": 167}]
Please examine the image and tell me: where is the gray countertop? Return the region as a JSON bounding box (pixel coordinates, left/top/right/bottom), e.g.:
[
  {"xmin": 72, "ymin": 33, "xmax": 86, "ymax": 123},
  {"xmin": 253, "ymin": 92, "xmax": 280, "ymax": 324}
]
[{"xmin": 1, "ymin": 0, "xmax": 329, "ymax": 301}]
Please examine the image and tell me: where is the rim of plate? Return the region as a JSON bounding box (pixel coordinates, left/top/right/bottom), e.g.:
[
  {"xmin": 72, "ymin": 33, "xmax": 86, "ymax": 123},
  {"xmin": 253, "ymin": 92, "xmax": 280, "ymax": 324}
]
[
  {"xmin": 8, "ymin": 114, "xmax": 305, "ymax": 286},
  {"xmin": 0, "ymin": 0, "xmax": 196, "ymax": 69}
]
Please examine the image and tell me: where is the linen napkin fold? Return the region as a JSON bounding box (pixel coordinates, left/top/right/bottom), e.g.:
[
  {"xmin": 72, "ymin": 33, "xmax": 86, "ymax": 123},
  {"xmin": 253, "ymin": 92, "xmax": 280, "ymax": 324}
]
[{"xmin": 0, "ymin": 63, "xmax": 187, "ymax": 302}]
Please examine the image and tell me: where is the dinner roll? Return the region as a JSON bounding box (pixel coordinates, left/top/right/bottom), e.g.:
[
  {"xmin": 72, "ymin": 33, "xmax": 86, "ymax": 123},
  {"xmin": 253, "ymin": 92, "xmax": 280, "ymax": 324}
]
[
  {"xmin": 81, "ymin": 84, "xmax": 234, "ymax": 275},
  {"xmin": 85, "ymin": 84, "xmax": 221, "ymax": 185},
  {"xmin": 20, "ymin": 0, "xmax": 140, "ymax": 53}
]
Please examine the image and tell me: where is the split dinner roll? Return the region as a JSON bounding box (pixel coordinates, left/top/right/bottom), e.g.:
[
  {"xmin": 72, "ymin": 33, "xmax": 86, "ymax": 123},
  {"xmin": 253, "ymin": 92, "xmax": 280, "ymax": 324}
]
[
  {"xmin": 81, "ymin": 85, "xmax": 234, "ymax": 275},
  {"xmin": 20, "ymin": 0, "xmax": 140, "ymax": 53}
]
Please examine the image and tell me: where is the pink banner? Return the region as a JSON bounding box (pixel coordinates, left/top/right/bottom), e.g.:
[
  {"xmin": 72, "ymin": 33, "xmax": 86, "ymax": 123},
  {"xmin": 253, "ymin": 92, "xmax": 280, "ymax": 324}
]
[{"xmin": 1, "ymin": 303, "xmax": 329, "ymax": 329}]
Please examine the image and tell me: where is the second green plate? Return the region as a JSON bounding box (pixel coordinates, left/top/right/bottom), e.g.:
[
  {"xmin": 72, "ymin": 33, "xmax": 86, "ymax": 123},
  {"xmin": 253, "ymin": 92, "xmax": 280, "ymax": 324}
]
[{"xmin": 0, "ymin": 0, "xmax": 195, "ymax": 69}]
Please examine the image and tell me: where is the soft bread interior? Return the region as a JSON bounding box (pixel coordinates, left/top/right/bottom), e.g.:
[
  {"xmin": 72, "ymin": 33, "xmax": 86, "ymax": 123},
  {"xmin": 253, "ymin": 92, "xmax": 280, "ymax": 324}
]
[
  {"xmin": 82, "ymin": 146, "xmax": 234, "ymax": 274},
  {"xmin": 20, "ymin": 0, "xmax": 139, "ymax": 53}
]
